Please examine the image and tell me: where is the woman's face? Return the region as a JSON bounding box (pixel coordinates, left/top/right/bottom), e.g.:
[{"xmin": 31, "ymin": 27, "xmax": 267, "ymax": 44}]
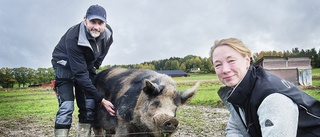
[{"xmin": 211, "ymin": 45, "xmax": 250, "ymax": 88}]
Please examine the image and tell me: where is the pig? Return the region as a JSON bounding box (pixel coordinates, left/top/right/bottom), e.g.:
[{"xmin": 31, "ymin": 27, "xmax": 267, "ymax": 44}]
[{"xmin": 92, "ymin": 67, "xmax": 200, "ymax": 137}]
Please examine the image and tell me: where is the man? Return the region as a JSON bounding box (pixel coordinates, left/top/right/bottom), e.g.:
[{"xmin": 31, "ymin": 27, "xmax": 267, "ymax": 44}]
[{"xmin": 51, "ymin": 4, "xmax": 115, "ymax": 137}]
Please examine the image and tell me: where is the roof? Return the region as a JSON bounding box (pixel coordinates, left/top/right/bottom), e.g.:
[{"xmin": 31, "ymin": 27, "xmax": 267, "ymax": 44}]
[
  {"xmin": 254, "ymin": 56, "xmax": 312, "ymax": 66},
  {"xmin": 156, "ymin": 70, "xmax": 189, "ymax": 77}
]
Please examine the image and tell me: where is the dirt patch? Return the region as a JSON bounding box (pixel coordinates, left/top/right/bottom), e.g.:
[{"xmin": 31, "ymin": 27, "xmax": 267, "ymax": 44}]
[
  {"xmin": 172, "ymin": 105, "xmax": 229, "ymax": 137},
  {"xmin": 0, "ymin": 105, "xmax": 229, "ymax": 137},
  {"xmin": 300, "ymin": 86, "xmax": 320, "ymax": 90}
]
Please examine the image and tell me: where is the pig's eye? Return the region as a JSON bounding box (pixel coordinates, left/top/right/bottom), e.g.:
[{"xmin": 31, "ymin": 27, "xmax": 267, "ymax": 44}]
[{"xmin": 151, "ymin": 101, "xmax": 161, "ymax": 107}]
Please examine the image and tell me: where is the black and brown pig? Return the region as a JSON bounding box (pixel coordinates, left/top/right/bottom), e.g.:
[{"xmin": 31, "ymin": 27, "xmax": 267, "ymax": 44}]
[{"xmin": 93, "ymin": 67, "xmax": 200, "ymax": 137}]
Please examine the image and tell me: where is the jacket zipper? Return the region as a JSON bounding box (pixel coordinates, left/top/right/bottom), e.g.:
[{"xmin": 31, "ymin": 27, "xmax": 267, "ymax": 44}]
[
  {"xmin": 96, "ymin": 43, "xmax": 99, "ymax": 52},
  {"xmin": 299, "ymin": 105, "xmax": 320, "ymax": 119}
]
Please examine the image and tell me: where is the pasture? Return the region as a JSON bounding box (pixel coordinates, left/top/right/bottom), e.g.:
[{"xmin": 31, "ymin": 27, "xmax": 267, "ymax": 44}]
[{"xmin": 0, "ymin": 69, "xmax": 319, "ymax": 136}]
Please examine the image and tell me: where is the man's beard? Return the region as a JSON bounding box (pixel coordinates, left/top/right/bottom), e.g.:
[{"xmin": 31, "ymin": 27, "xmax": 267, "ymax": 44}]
[{"xmin": 89, "ymin": 30, "xmax": 101, "ymax": 38}]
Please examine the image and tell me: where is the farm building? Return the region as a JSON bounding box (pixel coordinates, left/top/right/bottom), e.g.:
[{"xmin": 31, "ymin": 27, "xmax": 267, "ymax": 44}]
[
  {"xmin": 190, "ymin": 68, "xmax": 201, "ymax": 72},
  {"xmin": 254, "ymin": 56, "xmax": 312, "ymax": 86},
  {"xmin": 156, "ymin": 70, "xmax": 190, "ymax": 77}
]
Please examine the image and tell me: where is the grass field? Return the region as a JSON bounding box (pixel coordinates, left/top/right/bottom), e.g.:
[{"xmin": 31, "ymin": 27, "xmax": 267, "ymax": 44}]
[
  {"xmin": 1, "ymin": 70, "xmax": 320, "ymax": 119},
  {"xmin": 0, "ymin": 90, "xmax": 57, "ymax": 119},
  {"xmin": 0, "ymin": 69, "xmax": 319, "ymax": 136}
]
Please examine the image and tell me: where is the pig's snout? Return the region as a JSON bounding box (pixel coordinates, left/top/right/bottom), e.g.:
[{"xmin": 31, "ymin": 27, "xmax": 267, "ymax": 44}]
[
  {"xmin": 154, "ymin": 114, "xmax": 179, "ymax": 133},
  {"xmin": 163, "ymin": 118, "xmax": 179, "ymax": 131}
]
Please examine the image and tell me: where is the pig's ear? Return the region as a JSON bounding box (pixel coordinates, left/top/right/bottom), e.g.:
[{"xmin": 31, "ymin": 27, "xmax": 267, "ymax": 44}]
[
  {"xmin": 180, "ymin": 81, "xmax": 200, "ymax": 104},
  {"xmin": 143, "ymin": 79, "xmax": 163, "ymax": 96}
]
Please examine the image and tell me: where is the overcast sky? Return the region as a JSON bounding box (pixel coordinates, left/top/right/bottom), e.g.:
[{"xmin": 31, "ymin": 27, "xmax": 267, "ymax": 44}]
[{"xmin": 1, "ymin": 0, "xmax": 319, "ymax": 69}]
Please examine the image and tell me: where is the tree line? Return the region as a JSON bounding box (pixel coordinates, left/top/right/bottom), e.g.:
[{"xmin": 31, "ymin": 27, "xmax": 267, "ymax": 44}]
[
  {"xmin": 1, "ymin": 47, "xmax": 319, "ymax": 88},
  {"xmin": 0, "ymin": 67, "xmax": 55, "ymax": 88}
]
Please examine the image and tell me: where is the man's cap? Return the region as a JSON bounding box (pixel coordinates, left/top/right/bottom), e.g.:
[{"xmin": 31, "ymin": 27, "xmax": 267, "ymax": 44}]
[{"xmin": 86, "ymin": 4, "xmax": 107, "ymax": 22}]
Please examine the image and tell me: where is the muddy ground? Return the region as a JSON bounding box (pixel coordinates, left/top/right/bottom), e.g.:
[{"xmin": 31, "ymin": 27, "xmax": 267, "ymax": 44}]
[{"xmin": 0, "ymin": 105, "xmax": 229, "ymax": 137}]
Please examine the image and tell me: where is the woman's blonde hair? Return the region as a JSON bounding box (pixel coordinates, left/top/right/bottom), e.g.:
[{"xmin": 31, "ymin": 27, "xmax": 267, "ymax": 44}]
[{"xmin": 209, "ymin": 38, "xmax": 251, "ymax": 64}]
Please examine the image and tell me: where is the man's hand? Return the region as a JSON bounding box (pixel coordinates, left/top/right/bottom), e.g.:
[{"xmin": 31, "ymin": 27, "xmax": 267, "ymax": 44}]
[{"xmin": 101, "ymin": 98, "xmax": 116, "ymax": 116}]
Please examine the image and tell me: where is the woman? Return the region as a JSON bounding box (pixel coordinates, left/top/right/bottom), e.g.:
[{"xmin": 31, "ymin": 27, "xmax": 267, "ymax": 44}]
[{"xmin": 210, "ymin": 38, "xmax": 320, "ymax": 137}]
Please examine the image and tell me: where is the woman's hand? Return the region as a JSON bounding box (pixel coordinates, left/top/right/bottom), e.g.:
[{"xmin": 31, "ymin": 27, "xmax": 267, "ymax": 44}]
[{"xmin": 101, "ymin": 98, "xmax": 116, "ymax": 116}]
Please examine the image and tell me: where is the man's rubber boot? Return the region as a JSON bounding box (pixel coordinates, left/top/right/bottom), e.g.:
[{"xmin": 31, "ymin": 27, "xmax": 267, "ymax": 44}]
[
  {"xmin": 76, "ymin": 123, "xmax": 92, "ymax": 137},
  {"xmin": 54, "ymin": 129, "xmax": 69, "ymax": 137},
  {"xmin": 92, "ymin": 127, "xmax": 105, "ymax": 137}
]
